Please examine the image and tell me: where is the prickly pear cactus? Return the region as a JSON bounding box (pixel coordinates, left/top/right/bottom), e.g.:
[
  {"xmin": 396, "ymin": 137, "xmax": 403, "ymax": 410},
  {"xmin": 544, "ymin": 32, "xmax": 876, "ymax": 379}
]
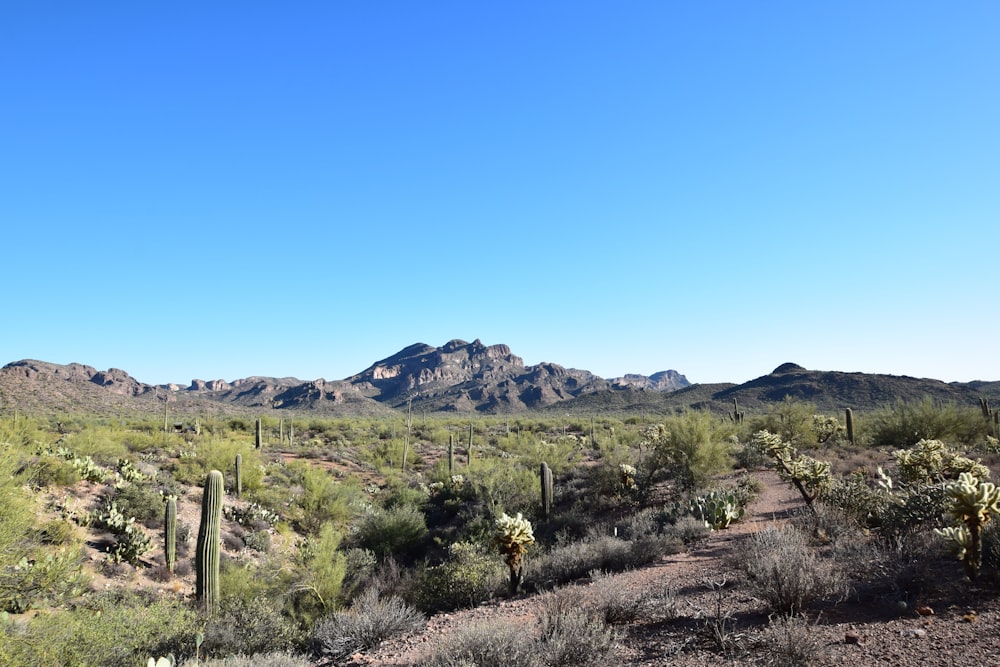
[{"xmin": 688, "ymin": 489, "xmax": 745, "ymax": 530}]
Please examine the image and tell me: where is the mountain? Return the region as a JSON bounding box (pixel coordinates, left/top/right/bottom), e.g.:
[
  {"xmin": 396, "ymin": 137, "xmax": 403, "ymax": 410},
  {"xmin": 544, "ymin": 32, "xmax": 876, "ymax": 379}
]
[
  {"xmin": 551, "ymin": 363, "xmax": 998, "ymax": 415},
  {"xmin": 1, "ymin": 347, "xmax": 996, "ymax": 419},
  {"xmin": 609, "ymin": 370, "xmax": 690, "ymax": 392},
  {"xmin": 346, "ymin": 338, "xmax": 615, "ymax": 412}
]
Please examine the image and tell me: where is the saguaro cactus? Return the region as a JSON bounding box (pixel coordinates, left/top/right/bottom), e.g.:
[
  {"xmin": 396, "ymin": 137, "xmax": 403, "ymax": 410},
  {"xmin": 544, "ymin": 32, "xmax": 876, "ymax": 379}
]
[
  {"xmin": 255, "ymin": 418, "xmax": 262, "ymax": 449},
  {"xmin": 468, "ymin": 422, "xmax": 474, "ymax": 465},
  {"xmin": 845, "ymin": 408, "xmax": 855, "ymax": 446},
  {"xmin": 540, "ymin": 462, "xmax": 554, "ymax": 519},
  {"xmin": 196, "ymin": 470, "xmax": 224, "ymax": 615},
  {"xmin": 448, "ymin": 434, "xmax": 455, "ymax": 475},
  {"xmin": 164, "ymin": 495, "xmax": 177, "ymax": 573},
  {"xmin": 731, "ymin": 398, "xmax": 744, "ymax": 424},
  {"xmin": 234, "ymin": 454, "xmax": 243, "ymax": 497}
]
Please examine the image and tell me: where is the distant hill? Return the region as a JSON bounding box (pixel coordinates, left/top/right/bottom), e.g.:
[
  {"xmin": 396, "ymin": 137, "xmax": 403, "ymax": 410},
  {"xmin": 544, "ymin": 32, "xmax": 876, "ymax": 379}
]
[{"xmin": 0, "ymin": 347, "xmax": 995, "ymax": 419}]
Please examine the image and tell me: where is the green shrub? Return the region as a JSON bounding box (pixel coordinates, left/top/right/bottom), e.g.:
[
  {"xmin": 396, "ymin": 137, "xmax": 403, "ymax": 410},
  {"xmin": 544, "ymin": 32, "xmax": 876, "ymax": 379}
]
[
  {"xmin": 292, "ymin": 463, "xmax": 360, "ymax": 534},
  {"xmin": 866, "ymin": 398, "xmax": 989, "ymax": 449},
  {"xmin": 310, "ymin": 587, "xmax": 424, "ymax": 662},
  {"xmin": 0, "ymin": 589, "xmax": 199, "ymax": 667},
  {"xmin": 356, "ymin": 506, "xmax": 428, "ymax": 563},
  {"xmin": 202, "ymin": 595, "xmax": 299, "ymax": 658},
  {"xmin": 287, "ymin": 522, "xmax": 347, "ymax": 625},
  {"xmin": 640, "ymin": 411, "xmax": 735, "ymax": 491},
  {"xmin": 413, "ymin": 541, "xmax": 505, "ymax": 614},
  {"xmin": 112, "ymin": 482, "xmax": 167, "ymax": 527}
]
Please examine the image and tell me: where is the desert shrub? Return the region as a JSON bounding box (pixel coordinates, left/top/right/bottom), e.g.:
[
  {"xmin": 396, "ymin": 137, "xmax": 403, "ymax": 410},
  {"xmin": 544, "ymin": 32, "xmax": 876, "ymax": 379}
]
[
  {"xmin": 340, "ymin": 548, "xmax": 379, "ymax": 602},
  {"xmin": 356, "ymin": 506, "xmax": 428, "ymax": 563},
  {"xmin": 412, "ymin": 541, "xmax": 505, "ymax": 614},
  {"xmin": 866, "ymin": 398, "xmax": 988, "ymax": 449},
  {"xmin": 466, "ymin": 458, "xmax": 538, "ymax": 518},
  {"xmin": 243, "ymin": 529, "xmax": 271, "ymax": 553},
  {"xmin": 0, "ymin": 544, "xmax": 88, "ymax": 613},
  {"xmin": 751, "ymin": 613, "xmax": 827, "ymax": 667},
  {"xmin": 667, "ymin": 515, "xmax": 713, "ymax": 543},
  {"xmin": 537, "ymin": 589, "xmax": 618, "ymax": 667},
  {"xmin": 202, "ymin": 594, "xmax": 299, "ymax": 658},
  {"xmin": 292, "ymin": 462, "xmax": 361, "ymax": 534},
  {"xmin": 287, "ymin": 522, "xmax": 347, "ymax": 625},
  {"xmin": 415, "ymin": 619, "xmax": 544, "ymax": 667},
  {"xmin": 25, "ymin": 454, "xmax": 80, "ymax": 488},
  {"xmin": 528, "ymin": 528, "xmax": 679, "ymax": 589},
  {"xmin": 640, "ymin": 410, "xmax": 735, "ymax": 491},
  {"xmin": 382, "ymin": 481, "xmax": 429, "ymax": 512},
  {"xmin": 833, "ymin": 528, "xmax": 938, "ymax": 598},
  {"xmin": 112, "ymin": 481, "xmax": 167, "ymax": 527},
  {"xmin": 585, "ymin": 569, "xmax": 667, "ymax": 625},
  {"xmin": 36, "ymin": 518, "xmax": 76, "ymax": 546},
  {"xmin": 0, "ymin": 589, "xmax": 199, "ymax": 666},
  {"xmin": 189, "ymin": 653, "xmax": 312, "ymax": 667},
  {"xmin": 310, "ymin": 587, "xmax": 424, "ymax": 662},
  {"xmin": 750, "ymin": 398, "xmax": 820, "ymax": 448},
  {"xmin": 58, "ymin": 427, "xmax": 129, "ymax": 465},
  {"xmin": 737, "ymin": 525, "xmax": 846, "ymax": 615}
]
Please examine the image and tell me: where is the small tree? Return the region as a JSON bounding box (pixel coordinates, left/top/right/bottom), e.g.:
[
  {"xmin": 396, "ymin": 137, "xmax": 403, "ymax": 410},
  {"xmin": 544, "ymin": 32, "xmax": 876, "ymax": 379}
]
[{"xmin": 495, "ymin": 512, "xmax": 534, "ymax": 596}]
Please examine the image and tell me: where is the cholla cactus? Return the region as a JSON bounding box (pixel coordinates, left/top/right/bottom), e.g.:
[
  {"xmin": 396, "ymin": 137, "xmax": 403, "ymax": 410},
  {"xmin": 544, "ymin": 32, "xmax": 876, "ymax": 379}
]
[
  {"xmin": 895, "ymin": 439, "xmax": 990, "ymax": 485},
  {"xmin": 619, "ymin": 463, "xmax": 637, "ymax": 490},
  {"xmin": 495, "ymin": 512, "xmax": 534, "ymax": 595},
  {"xmin": 934, "ymin": 471, "xmax": 1000, "ymax": 580},
  {"xmin": 749, "ymin": 430, "xmax": 830, "ymax": 510}
]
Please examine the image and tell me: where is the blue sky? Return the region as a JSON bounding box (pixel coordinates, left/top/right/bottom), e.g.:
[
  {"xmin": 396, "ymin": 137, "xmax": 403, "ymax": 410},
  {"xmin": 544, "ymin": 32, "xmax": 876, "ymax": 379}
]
[{"xmin": 2, "ymin": 2, "xmax": 998, "ymax": 387}]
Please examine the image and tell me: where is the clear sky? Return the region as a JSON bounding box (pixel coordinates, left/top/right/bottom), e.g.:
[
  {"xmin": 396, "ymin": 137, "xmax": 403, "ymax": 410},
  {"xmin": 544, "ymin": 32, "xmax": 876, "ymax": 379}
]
[{"xmin": 2, "ymin": 2, "xmax": 998, "ymax": 387}]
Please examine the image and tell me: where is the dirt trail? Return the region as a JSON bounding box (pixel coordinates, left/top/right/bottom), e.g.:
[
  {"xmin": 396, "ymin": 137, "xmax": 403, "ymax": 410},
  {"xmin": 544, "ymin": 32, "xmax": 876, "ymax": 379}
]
[{"xmin": 360, "ymin": 470, "xmax": 804, "ymax": 666}]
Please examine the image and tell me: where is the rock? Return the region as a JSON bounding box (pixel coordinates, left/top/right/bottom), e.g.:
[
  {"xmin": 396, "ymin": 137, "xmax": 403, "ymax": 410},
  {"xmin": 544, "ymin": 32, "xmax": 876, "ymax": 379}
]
[
  {"xmin": 915, "ymin": 605, "xmax": 934, "ymax": 616},
  {"xmin": 845, "ymin": 630, "xmax": 862, "ymax": 644},
  {"xmin": 901, "ymin": 628, "xmax": 927, "ymax": 638}
]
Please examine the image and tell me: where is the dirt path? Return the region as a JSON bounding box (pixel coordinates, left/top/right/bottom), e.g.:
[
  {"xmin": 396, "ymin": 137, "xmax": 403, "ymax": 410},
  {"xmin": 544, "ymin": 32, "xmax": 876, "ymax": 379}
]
[{"xmin": 359, "ymin": 470, "xmax": 804, "ymax": 666}]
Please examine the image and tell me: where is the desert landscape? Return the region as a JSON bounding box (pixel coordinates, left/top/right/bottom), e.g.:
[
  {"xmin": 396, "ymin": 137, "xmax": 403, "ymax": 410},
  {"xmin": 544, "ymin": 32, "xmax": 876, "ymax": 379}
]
[{"xmin": 3, "ymin": 346, "xmax": 1000, "ymax": 666}]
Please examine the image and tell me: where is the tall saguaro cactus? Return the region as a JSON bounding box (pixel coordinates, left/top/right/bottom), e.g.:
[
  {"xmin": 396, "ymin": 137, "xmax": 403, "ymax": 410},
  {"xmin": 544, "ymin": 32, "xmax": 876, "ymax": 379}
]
[
  {"xmin": 164, "ymin": 495, "xmax": 177, "ymax": 573},
  {"xmin": 255, "ymin": 418, "xmax": 263, "ymax": 449},
  {"xmin": 468, "ymin": 422, "xmax": 474, "ymax": 465},
  {"xmin": 234, "ymin": 454, "xmax": 243, "ymax": 497},
  {"xmin": 196, "ymin": 470, "xmax": 224, "ymax": 615},
  {"xmin": 845, "ymin": 408, "xmax": 855, "ymax": 446},
  {"xmin": 540, "ymin": 462, "xmax": 554, "ymax": 520},
  {"xmin": 448, "ymin": 434, "xmax": 455, "ymax": 475}
]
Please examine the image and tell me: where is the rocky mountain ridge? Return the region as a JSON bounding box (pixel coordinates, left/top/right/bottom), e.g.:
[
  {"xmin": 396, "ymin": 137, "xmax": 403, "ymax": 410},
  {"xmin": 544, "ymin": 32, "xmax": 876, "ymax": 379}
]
[{"xmin": 2, "ymin": 344, "xmax": 997, "ymax": 418}]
